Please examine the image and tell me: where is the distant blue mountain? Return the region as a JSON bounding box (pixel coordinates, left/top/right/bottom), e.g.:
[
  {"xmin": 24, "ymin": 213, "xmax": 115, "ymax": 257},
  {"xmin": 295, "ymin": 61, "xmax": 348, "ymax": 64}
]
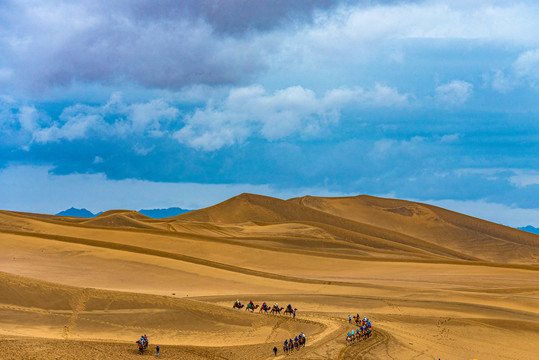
[
  {"xmin": 56, "ymin": 206, "xmax": 191, "ymax": 219},
  {"xmin": 56, "ymin": 207, "xmax": 96, "ymax": 217},
  {"xmin": 518, "ymin": 225, "xmax": 539, "ymax": 235},
  {"xmin": 138, "ymin": 207, "xmax": 191, "ymax": 218}
]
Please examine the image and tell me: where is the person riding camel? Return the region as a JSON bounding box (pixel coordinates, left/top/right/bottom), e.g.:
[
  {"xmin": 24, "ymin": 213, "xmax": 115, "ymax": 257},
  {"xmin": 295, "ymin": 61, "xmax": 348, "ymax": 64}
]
[
  {"xmin": 287, "ymin": 304, "xmax": 292, "ymax": 311},
  {"xmin": 263, "ymin": 301, "xmax": 267, "ymax": 308},
  {"xmin": 274, "ymin": 302, "xmax": 278, "ymax": 309},
  {"xmin": 249, "ymin": 300, "xmax": 254, "ymax": 308}
]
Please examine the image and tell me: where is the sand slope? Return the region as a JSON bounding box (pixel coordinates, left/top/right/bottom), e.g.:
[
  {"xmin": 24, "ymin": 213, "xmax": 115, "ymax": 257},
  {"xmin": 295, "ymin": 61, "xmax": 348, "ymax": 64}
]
[{"xmin": 0, "ymin": 193, "xmax": 538, "ymax": 359}]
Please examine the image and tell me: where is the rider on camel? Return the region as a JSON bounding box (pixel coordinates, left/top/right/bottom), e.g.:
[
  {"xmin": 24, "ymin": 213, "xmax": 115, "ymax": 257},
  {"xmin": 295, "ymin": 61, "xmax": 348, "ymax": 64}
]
[
  {"xmin": 287, "ymin": 304, "xmax": 292, "ymax": 310},
  {"xmin": 249, "ymin": 300, "xmax": 254, "ymax": 308},
  {"xmin": 263, "ymin": 301, "xmax": 267, "ymax": 308}
]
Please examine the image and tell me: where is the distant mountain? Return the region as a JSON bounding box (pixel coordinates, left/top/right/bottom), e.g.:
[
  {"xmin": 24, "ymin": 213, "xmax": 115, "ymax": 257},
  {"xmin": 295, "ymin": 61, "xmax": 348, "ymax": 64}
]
[
  {"xmin": 56, "ymin": 207, "xmax": 96, "ymax": 217},
  {"xmin": 518, "ymin": 226, "xmax": 539, "ymax": 235},
  {"xmin": 138, "ymin": 207, "xmax": 191, "ymax": 218},
  {"xmin": 55, "ymin": 207, "xmax": 191, "ymax": 219}
]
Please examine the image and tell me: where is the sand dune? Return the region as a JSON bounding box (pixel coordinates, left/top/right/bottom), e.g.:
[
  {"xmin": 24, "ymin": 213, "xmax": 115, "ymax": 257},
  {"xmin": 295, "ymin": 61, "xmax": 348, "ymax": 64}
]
[{"xmin": 0, "ymin": 194, "xmax": 538, "ymax": 359}]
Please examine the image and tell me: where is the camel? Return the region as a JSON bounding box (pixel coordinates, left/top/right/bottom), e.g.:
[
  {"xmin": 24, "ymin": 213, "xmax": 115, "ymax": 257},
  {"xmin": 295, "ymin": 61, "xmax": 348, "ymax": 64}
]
[
  {"xmin": 270, "ymin": 306, "xmax": 284, "ymax": 315},
  {"xmin": 232, "ymin": 302, "xmax": 244, "ymax": 309},
  {"xmin": 284, "ymin": 307, "xmax": 297, "ymax": 316},
  {"xmin": 259, "ymin": 304, "xmax": 271, "ymax": 313},
  {"xmin": 245, "ymin": 304, "xmax": 259, "ymax": 312}
]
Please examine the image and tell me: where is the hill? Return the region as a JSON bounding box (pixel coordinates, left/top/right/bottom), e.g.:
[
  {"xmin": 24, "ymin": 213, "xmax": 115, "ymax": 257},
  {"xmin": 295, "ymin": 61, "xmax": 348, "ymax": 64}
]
[
  {"xmin": 173, "ymin": 193, "xmax": 539, "ymax": 264},
  {"xmin": 139, "ymin": 207, "xmax": 191, "ymax": 218},
  {"xmin": 55, "ymin": 207, "xmax": 95, "ymax": 217},
  {"xmin": 519, "ymin": 225, "xmax": 539, "ymax": 235},
  {"xmin": 55, "ymin": 206, "xmax": 192, "ymax": 219}
]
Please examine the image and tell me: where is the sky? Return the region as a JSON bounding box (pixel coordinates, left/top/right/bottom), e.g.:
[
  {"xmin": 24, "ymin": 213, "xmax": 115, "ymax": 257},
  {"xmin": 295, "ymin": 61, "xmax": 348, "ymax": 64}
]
[{"xmin": 0, "ymin": 0, "xmax": 538, "ymax": 227}]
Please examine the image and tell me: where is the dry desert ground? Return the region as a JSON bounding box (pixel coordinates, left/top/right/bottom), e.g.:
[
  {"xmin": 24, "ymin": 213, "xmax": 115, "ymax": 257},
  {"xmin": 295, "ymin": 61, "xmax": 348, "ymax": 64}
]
[{"xmin": 1, "ymin": 194, "xmax": 538, "ymax": 359}]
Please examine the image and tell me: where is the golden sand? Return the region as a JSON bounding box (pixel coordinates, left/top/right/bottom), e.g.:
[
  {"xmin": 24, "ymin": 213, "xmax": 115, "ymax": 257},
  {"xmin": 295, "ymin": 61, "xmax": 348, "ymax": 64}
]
[{"xmin": 1, "ymin": 194, "xmax": 538, "ymax": 359}]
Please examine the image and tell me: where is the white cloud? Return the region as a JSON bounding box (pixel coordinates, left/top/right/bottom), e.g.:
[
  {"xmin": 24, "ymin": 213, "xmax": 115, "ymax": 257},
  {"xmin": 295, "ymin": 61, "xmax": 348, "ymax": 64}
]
[
  {"xmin": 514, "ymin": 49, "xmax": 539, "ymax": 86},
  {"xmin": 32, "ymin": 112, "xmax": 103, "ymax": 144},
  {"xmin": 4, "ymin": 93, "xmax": 180, "ymax": 146},
  {"xmin": 435, "ymin": 80, "xmax": 473, "ymax": 105},
  {"xmin": 132, "ymin": 145, "xmax": 155, "ymax": 156},
  {"xmin": 488, "ymin": 49, "xmax": 539, "ymax": 92},
  {"xmin": 324, "ymin": 84, "xmax": 409, "ymax": 108},
  {"xmin": 174, "ymin": 84, "xmax": 409, "ymax": 151},
  {"xmin": 440, "ymin": 133, "xmax": 459, "ymax": 143},
  {"xmin": 292, "ymin": 2, "xmax": 539, "ymax": 64},
  {"xmin": 489, "ymin": 69, "xmax": 516, "ymax": 93},
  {"xmin": 17, "ymin": 106, "xmax": 40, "ymax": 132},
  {"xmin": 509, "ymin": 171, "xmax": 539, "ymax": 188}
]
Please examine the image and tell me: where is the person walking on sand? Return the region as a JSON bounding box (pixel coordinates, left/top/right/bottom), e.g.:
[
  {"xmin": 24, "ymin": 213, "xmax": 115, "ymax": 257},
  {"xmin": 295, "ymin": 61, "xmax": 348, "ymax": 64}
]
[
  {"xmin": 273, "ymin": 346, "xmax": 278, "ymax": 356},
  {"xmin": 156, "ymin": 345, "xmax": 160, "ymax": 357},
  {"xmin": 349, "ymin": 314, "xmax": 352, "ymax": 323},
  {"xmin": 293, "ymin": 309, "xmax": 296, "ymax": 319}
]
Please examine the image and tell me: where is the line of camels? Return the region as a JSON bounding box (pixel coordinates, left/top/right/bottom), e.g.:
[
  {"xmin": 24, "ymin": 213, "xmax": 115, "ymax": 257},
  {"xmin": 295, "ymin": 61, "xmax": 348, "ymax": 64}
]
[{"xmin": 232, "ymin": 302, "xmax": 296, "ymax": 315}]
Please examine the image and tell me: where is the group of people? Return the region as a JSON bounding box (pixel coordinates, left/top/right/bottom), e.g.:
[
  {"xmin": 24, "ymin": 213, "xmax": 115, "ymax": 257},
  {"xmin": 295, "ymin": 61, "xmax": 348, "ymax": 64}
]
[
  {"xmin": 273, "ymin": 332, "xmax": 306, "ymax": 355},
  {"xmin": 346, "ymin": 315, "xmax": 372, "ymax": 343},
  {"xmin": 135, "ymin": 335, "xmax": 160, "ymax": 357},
  {"xmin": 136, "ymin": 334, "xmax": 148, "ymax": 353}
]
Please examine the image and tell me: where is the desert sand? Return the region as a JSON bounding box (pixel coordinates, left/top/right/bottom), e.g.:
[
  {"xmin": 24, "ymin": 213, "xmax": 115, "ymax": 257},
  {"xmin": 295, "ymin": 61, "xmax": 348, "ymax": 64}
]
[{"xmin": 1, "ymin": 193, "xmax": 538, "ymax": 359}]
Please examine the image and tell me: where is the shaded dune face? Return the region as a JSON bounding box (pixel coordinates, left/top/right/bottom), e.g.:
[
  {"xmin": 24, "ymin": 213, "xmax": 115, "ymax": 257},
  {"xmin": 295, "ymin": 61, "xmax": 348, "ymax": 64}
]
[{"xmin": 0, "ymin": 193, "xmax": 538, "ymax": 359}]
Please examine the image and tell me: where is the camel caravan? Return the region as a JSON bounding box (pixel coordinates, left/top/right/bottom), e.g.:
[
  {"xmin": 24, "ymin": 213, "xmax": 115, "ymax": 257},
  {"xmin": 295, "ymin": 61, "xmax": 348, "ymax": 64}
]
[
  {"xmin": 233, "ymin": 300, "xmax": 297, "ymax": 316},
  {"xmin": 282, "ymin": 332, "xmax": 306, "ymax": 354},
  {"xmin": 346, "ymin": 316, "xmax": 372, "ymax": 344}
]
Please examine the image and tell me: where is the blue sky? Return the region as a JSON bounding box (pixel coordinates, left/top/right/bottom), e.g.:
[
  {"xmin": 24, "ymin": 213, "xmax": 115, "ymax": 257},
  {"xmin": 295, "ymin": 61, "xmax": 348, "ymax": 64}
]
[{"xmin": 1, "ymin": 0, "xmax": 538, "ymax": 227}]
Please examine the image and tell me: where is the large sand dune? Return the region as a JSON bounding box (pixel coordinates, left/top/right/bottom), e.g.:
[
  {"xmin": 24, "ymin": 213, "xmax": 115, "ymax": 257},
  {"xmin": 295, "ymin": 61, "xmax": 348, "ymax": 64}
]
[{"xmin": 0, "ymin": 194, "xmax": 538, "ymax": 359}]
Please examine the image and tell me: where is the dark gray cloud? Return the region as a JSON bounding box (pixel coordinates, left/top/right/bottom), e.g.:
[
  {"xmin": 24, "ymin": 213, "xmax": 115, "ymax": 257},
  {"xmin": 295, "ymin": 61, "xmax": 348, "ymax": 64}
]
[
  {"xmin": 117, "ymin": 0, "xmax": 349, "ymax": 35},
  {"xmin": 0, "ymin": 0, "xmax": 416, "ymax": 93},
  {"xmin": 0, "ymin": 0, "xmax": 360, "ymax": 93},
  {"xmin": 0, "ymin": 0, "xmax": 323, "ymax": 92}
]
